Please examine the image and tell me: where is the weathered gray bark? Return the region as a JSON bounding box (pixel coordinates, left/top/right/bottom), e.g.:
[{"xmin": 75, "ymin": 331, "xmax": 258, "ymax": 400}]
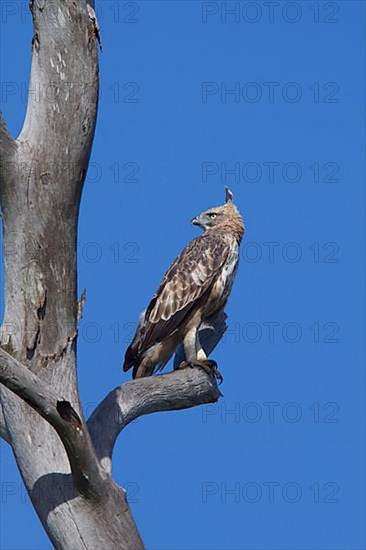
[{"xmin": 0, "ymin": 1, "xmax": 222, "ymax": 548}]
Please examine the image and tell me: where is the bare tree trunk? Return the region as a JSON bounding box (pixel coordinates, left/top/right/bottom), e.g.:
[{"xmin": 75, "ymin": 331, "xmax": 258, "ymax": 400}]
[{"xmin": 0, "ymin": 2, "xmax": 221, "ymax": 548}]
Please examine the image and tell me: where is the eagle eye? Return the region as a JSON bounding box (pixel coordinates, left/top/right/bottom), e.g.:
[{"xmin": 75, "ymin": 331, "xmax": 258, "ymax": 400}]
[{"xmin": 208, "ymin": 213, "xmax": 217, "ymax": 219}]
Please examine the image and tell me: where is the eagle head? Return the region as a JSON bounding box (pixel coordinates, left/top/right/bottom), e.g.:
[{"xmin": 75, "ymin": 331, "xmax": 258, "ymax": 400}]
[{"xmin": 191, "ymin": 188, "xmax": 244, "ymax": 241}]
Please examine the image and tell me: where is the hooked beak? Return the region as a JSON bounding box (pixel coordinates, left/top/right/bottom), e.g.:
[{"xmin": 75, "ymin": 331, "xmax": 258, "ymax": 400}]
[{"xmin": 191, "ymin": 216, "xmax": 201, "ymax": 226}]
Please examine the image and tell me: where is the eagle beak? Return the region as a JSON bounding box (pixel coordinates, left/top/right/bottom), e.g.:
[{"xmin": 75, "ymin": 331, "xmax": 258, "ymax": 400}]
[{"xmin": 191, "ymin": 216, "xmax": 200, "ymax": 226}]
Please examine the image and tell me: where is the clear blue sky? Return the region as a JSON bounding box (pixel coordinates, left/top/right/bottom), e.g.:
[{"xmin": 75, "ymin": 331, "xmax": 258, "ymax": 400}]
[{"xmin": 0, "ymin": 1, "xmax": 365, "ymax": 549}]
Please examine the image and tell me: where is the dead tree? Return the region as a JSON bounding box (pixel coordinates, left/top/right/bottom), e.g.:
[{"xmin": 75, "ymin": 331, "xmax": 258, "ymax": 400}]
[{"xmin": 0, "ymin": 1, "xmax": 221, "ymax": 548}]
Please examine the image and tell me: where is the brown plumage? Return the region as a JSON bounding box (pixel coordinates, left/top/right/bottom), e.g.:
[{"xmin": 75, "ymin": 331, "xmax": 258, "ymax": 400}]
[{"xmin": 123, "ymin": 188, "xmax": 244, "ymax": 380}]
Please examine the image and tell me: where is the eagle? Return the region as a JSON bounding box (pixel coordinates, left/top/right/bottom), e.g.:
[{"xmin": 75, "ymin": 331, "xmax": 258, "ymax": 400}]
[{"xmin": 123, "ymin": 188, "xmax": 244, "ymax": 383}]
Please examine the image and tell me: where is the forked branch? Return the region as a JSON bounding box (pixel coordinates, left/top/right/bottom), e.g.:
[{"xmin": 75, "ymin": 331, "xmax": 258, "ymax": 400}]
[{"xmin": 0, "ymin": 347, "xmax": 105, "ymax": 499}]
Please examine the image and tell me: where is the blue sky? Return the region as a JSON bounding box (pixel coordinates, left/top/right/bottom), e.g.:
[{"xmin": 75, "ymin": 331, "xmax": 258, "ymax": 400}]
[{"xmin": 0, "ymin": 1, "xmax": 365, "ymax": 549}]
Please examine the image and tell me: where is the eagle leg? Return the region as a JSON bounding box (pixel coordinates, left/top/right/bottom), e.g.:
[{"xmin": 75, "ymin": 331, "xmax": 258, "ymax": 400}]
[{"xmin": 179, "ymin": 325, "xmax": 224, "ymax": 384}]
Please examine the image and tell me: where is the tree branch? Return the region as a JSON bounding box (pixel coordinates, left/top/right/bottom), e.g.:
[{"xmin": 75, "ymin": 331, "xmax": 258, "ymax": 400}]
[
  {"xmin": 0, "ymin": 399, "xmax": 10, "ymax": 443},
  {"xmin": 0, "ymin": 347, "xmax": 106, "ymax": 499},
  {"xmin": 88, "ymin": 369, "xmax": 222, "ymax": 474},
  {"xmin": 0, "ymin": 111, "xmax": 17, "ymax": 161}
]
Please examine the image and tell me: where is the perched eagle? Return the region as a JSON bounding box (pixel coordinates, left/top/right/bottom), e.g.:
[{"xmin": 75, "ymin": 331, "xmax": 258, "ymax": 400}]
[{"xmin": 123, "ymin": 189, "xmax": 244, "ymax": 382}]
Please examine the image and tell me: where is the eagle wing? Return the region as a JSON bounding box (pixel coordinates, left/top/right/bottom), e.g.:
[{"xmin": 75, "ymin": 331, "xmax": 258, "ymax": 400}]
[{"xmin": 124, "ymin": 232, "xmax": 232, "ymax": 370}]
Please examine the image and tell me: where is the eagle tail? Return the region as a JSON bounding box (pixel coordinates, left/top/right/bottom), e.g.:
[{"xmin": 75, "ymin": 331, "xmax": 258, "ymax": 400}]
[
  {"xmin": 123, "ymin": 342, "xmax": 152, "ymax": 379},
  {"xmin": 123, "ymin": 309, "xmax": 147, "ymax": 376},
  {"xmin": 122, "ymin": 343, "xmax": 136, "ymax": 373}
]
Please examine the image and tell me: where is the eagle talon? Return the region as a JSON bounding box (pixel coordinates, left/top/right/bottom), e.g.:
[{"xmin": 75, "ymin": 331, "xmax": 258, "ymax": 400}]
[
  {"xmin": 212, "ymin": 365, "xmax": 223, "ymax": 385},
  {"xmin": 207, "ymin": 361, "xmax": 223, "ymax": 385},
  {"xmin": 200, "ymin": 360, "xmax": 223, "ymax": 385},
  {"xmin": 182, "ymin": 359, "xmax": 224, "ymax": 385}
]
